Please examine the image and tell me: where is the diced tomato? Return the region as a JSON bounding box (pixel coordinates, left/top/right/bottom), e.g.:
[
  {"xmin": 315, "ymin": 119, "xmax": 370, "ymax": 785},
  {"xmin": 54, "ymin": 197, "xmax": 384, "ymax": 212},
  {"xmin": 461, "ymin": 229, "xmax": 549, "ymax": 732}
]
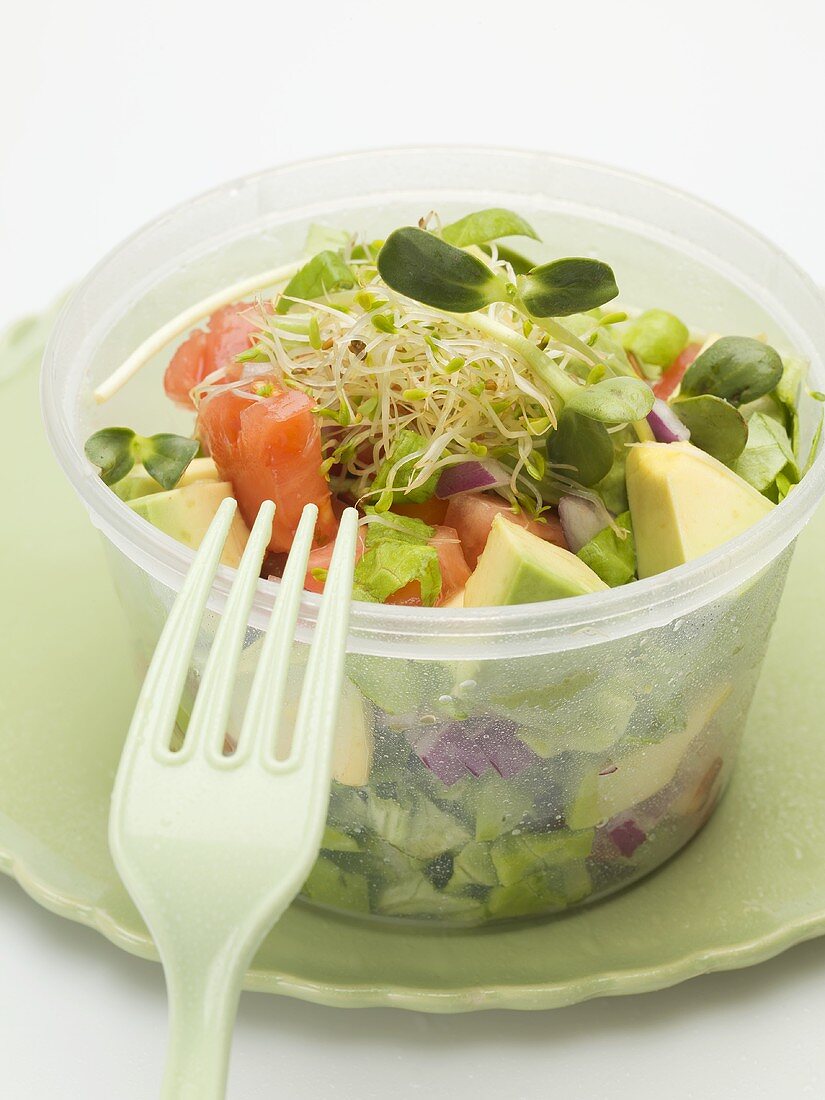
[
  {"xmin": 445, "ymin": 493, "xmax": 567, "ymax": 568},
  {"xmin": 304, "ymin": 524, "xmax": 470, "ymax": 606},
  {"xmin": 653, "ymin": 342, "xmax": 702, "ymax": 402},
  {"xmin": 392, "ymin": 497, "xmax": 449, "ymax": 525},
  {"xmin": 303, "ymin": 530, "xmax": 367, "ymax": 594},
  {"xmin": 164, "ymin": 303, "xmax": 257, "ymax": 409},
  {"xmin": 198, "ymin": 381, "xmax": 337, "ymax": 553}
]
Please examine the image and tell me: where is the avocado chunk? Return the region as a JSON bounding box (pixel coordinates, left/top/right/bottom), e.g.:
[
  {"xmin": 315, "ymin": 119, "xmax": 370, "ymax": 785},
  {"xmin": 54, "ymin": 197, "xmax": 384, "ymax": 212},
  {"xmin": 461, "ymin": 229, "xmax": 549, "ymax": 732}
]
[
  {"xmin": 113, "ymin": 457, "xmax": 220, "ymax": 501},
  {"xmin": 567, "ymin": 685, "xmax": 731, "ymax": 829},
  {"xmin": 464, "ymin": 515, "xmax": 608, "ymax": 607},
  {"xmin": 626, "ymin": 442, "xmax": 774, "ymax": 579},
  {"xmin": 128, "ymin": 480, "xmax": 251, "ymax": 567}
]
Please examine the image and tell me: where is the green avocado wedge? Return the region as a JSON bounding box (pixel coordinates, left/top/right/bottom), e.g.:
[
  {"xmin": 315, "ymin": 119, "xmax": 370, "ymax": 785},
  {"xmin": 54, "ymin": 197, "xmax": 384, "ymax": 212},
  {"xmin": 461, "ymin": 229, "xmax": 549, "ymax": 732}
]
[
  {"xmin": 128, "ymin": 480, "xmax": 251, "ymax": 567},
  {"xmin": 463, "ymin": 515, "xmax": 608, "ymax": 606},
  {"xmin": 626, "ymin": 442, "xmax": 774, "ymax": 579}
]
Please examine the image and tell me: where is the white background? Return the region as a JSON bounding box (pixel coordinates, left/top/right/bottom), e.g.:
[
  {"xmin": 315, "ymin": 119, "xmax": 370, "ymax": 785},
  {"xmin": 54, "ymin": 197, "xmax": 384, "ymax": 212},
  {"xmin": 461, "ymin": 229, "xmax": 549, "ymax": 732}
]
[{"xmin": 2, "ymin": 1, "xmax": 825, "ymax": 1096}]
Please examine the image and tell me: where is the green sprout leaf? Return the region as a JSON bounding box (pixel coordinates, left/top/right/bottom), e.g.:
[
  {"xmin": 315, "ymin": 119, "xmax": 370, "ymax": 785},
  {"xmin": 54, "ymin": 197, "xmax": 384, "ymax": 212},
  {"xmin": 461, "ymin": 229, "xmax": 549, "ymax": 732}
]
[
  {"xmin": 621, "ymin": 309, "xmax": 689, "ymax": 372},
  {"xmin": 141, "ymin": 433, "xmax": 201, "ymax": 490},
  {"xmin": 565, "ymin": 376, "xmax": 655, "ymax": 424},
  {"xmin": 670, "ymin": 394, "xmax": 748, "ymax": 466},
  {"xmin": 518, "ymin": 258, "xmax": 619, "ymax": 318},
  {"xmin": 732, "ymin": 411, "xmax": 799, "ymax": 496},
  {"xmin": 85, "ymin": 427, "xmax": 198, "ymax": 489},
  {"xmin": 680, "ymin": 336, "xmax": 783, "ymax": 406},
  {"xmin": 377, "ymin": 227, "xmax": 510, "ymax": 313},
  {"xmin": 84, "ymin": 427, "xmax": 139, "ymax": 486},
  {"xmin": 441, "ymin": 208, "xmax": 539, "ymax": 248},
  {"xmin": 546, "ymin": 408, "xmax": 614, "ymax": 486},
  {"xmin": 277, "ymin": 250, "xmax": 355, "ymax": 314}
]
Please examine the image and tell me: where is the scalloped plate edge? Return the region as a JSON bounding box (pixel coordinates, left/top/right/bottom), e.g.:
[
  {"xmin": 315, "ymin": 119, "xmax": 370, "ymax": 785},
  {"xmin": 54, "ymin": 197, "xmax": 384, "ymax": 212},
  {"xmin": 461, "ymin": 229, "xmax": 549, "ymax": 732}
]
[{"xmin": 4, "ymin": 845, "xmax": 825, "ymax": 1012}]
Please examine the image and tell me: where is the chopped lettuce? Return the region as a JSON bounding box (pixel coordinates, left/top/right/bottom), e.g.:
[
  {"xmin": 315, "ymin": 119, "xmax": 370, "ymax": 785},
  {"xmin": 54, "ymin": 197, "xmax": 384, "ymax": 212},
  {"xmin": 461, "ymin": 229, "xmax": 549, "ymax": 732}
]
[
  {"xmin": 775, "ymin": 354, "xmax": 806, "ymax": 453},
  {"xmin": 352, "ymin": 538, "xmax": 441, "ymax": 605},
  {"xmin": 804, "ymin": 413, "xmax": 823, "ymax": 476},
  {"xmin": 320, "ymin": 825, "xmax": 362, "ymax": 852},
  {"xmin": 352, "ymin": 506, "xmax": 442, "ymax": 605},
  {"xmin": 733, "ymin": 412, "xmax": 799, "ymax": 500},
  {"xmin": 592, "ymin": 425, "xmax": 636, "ymax": 513},
  {"xmin": 363, "ymin": 510, "xmax": 433, "ymax": 546},
  {"xmin": 471, "ymin": 773, "xmax": 534, "ymax": 841},
  {"xmin": 304, "ymin": 223, "xmax": 352, "ymax": 255},
  {"xmin": 441, "ymin": 208, "xmax": 539, "ymax": 248},
  {"xmin": 277, "ymin": 250, "xmax": 355, "ymax": 313},
  {"xmin": 365, "ymin": 791, "xmax": 470, "ymax": 861},
  {"xmin": 577, "ymin": 511, "xmax": 636, "ymax": 586},
  {"xmin": 486, "ymin": 860, "xmax": 592, "ymax": 919},
  {"xmin": 302, "ymin": 857, "xmax": 371, "ymax": 912},
  {"xmin": 346, "ymin": 654, "xmax": 451, "ymax": 716},
  {"xmin": 445, "ymin": 841, "xmax": 498, "ymax": 892},
  {"xmin": 371, "ymin": 429, "xmax": 440, "ymax": 504},
  {"xmin": 376, "ymin": 874, "xmax": 486, "ymax": 919},
  {"xmin": 490, "ymin": 829, "xmax": 594, "ymax": 886}
]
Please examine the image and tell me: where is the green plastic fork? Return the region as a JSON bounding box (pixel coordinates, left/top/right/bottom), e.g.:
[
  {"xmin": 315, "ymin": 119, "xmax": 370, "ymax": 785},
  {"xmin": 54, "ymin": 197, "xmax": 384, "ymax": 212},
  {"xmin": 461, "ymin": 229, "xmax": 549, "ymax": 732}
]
[{"xmin": 109, "ymin": 499, "xmax": 358, "ymax": 1100}]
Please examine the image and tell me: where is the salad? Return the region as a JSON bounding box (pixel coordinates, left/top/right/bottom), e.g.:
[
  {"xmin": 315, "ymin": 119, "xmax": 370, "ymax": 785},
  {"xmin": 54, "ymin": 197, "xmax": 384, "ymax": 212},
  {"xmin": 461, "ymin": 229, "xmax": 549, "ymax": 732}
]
[
  {"xmin": 84, "ymin": 208, "xmax": 822, "ymax": 923},
  {"xmin": 87, "ymin": 208, "xmax": 820, "ymax": 611}
]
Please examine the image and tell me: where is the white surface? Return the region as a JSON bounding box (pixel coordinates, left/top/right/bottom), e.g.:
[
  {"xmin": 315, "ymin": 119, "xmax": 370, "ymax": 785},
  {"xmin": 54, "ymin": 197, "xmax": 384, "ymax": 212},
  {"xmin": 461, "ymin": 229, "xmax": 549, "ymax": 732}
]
[{"xmin": 2, "ymin": 1, "xmax": 825, "ymax": 1096}]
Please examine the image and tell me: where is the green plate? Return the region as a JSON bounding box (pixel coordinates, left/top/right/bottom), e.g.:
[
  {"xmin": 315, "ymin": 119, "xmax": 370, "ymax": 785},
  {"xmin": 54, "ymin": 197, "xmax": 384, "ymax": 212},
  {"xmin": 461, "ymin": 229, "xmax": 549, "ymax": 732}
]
[{"xmin": 3, "ymin": 309, "xmax": 825, "ymax": 1012}]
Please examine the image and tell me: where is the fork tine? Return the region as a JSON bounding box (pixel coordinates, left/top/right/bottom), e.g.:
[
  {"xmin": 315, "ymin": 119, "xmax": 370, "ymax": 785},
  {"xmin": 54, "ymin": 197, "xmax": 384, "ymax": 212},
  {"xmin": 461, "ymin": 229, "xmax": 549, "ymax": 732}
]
[
  {"xmin": 290, "ymin": 506, "xmax": 359, "ymax": 765},
  {"xmin": 123, "ymin": 497, "xmax": 240, "ymax": 758},
  {"xmin": 235, "ymin": 503, "xmax": 319, "ymax": 764},
  {"xmin": 182, "ymin": 500, "xmax": 276, "ymax": 761}
]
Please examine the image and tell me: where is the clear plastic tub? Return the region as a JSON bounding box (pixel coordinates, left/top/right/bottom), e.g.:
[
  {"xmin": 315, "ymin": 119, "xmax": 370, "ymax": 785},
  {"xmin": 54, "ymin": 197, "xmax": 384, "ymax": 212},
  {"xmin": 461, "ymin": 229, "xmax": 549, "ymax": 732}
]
[{"xmin": 41, "ymin": 148, "xmax": 825, "ymax": 926}]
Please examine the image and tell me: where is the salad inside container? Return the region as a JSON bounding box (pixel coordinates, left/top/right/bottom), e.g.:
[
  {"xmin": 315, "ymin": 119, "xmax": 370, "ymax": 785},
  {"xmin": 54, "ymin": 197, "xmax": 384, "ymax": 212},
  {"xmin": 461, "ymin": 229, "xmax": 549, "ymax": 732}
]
[{"xmin": 53, "ymin": 162, "xmax": 825, "ymax": 926}]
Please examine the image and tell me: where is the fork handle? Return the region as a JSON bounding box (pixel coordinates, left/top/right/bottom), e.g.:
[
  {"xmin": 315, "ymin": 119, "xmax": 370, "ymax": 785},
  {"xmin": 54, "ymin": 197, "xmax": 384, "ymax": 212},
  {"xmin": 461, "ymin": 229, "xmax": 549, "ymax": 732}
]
[{"xmin": 160, "ymin": 943, "xmax": 248, "ymax": 1100}]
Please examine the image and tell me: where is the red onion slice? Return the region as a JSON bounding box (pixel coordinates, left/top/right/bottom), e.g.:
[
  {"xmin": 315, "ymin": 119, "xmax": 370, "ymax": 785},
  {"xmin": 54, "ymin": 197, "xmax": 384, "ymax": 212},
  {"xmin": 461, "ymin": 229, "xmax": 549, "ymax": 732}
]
[
  {"xmin": 408, "ymin": 718, "xmax": 537, "ymax": 786},
  {"xmin": 558, "ymin": 494, "xmax": 610, "ymax": 554},
  {"xmin": 647, "ymin": 398, "xmax": 690, "ymax": 444},
  {"xmin": 436, "ymin": 460, "xmax": 511, "ymax": 499},
  {"xmin": 606, "ymin": 816, "xmax": 647, "ymax": 857}
]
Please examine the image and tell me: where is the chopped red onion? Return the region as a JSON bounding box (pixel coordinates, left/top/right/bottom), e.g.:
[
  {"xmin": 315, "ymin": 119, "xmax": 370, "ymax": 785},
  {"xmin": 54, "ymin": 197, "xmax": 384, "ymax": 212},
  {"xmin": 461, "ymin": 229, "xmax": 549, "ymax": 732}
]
[
  {"xmin": 607, "ymin": 816, "xmax": 647, "ymax": 857},
  {"xmin": 416, "ymin": 729, "xmax": 467, "ymax": 787},
  {"xmin": 435, "ymin": 460, "xmax": 511, "ymax": 499},
  {"xmin": 408, "ymin": 718, "xmax": 537, "ymax": 786},
  {"xmin": 445, "ymin": 727, "xmax": 492, "ymax": 777},
  {"xmin": 558, "ymin": 494, "xmax": 610, "ymax": 554},
  {"xmin": 647, "ymin": 398, "xmax": 690, "ymax": 444},
  {"xmin": 480, "ymin": 726, "xmax": 538, "ymax": 779}
]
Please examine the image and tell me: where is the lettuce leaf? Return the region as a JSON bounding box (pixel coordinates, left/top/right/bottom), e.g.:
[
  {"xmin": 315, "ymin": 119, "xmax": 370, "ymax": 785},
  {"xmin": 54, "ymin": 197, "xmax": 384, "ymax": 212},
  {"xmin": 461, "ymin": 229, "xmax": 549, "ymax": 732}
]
[
  {"xmin": 276, "ymin": 250, "xmax": 355, "ymax": 314},
  {"xmin": 577, "ymin": 511, "xmax": 636, "ymax": 586},
  {"xmin": 353, "ymin": 532, "xmax": 442, "ymax": 605},
  {"xmin": 371, "ymin": 429, "xmax": 440, "ymax": 504},
  {"xmin": 733, "ymin": 412, "xmax": 799, "ymax": 500},
  {"xmin": 363, "ymin": 510, "xmax": 434, "ymax": 547}
]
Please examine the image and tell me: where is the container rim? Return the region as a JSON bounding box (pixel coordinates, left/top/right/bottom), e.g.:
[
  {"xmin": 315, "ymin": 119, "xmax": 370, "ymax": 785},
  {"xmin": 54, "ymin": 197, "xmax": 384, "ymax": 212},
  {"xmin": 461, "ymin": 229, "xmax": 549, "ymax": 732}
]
[{"xmin": 40, "ymin": 145, "xmax": 825, "ymax": 659}]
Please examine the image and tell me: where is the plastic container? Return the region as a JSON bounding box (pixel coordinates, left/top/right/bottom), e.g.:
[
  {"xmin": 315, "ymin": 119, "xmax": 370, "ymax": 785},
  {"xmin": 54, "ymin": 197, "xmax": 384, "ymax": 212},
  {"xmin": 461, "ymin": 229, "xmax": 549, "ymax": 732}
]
[{"xmin": 42, "ymin": 148, "xmax": 825, "ymax": 926}]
